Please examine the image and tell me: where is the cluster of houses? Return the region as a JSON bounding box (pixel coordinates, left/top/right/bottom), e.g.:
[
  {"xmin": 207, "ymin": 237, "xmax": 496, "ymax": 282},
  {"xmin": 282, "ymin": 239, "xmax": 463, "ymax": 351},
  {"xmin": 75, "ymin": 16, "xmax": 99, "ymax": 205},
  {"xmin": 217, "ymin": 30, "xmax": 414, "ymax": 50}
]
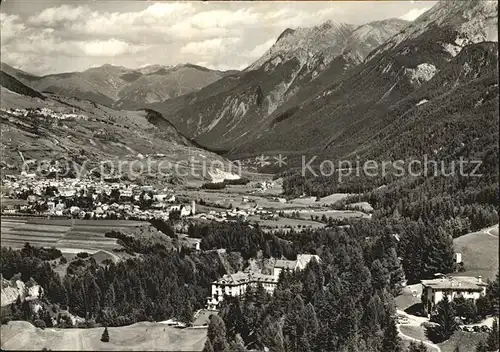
[
  {"xmin": 255, "ymin": 180, "xmax": 276, "ymax": 191},
  {"xmin": 206, "ymin": 254, "xmax": 320, "ymax": 310},
  {"xmin": 1, "ymin": 107, "xmax": 88, "ymax": 121},
  {"xmin": 1, "ymin": 176, "xmax": 196, "ymax": 220},
  {"xmin": 2, "ymin": 173, "xmax": 287, "ymax": 224},
  {"xmin": 191, "ymin": 204, "xmax": 273, "ymax": 223}
]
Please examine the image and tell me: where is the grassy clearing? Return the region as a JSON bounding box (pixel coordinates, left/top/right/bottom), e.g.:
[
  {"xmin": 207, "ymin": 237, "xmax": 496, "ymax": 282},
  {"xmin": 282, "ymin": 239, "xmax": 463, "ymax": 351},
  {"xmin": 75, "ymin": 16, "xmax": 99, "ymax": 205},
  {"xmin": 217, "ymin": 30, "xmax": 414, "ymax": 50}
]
[
  {"xmin": 346, "ymin": 202, "xmax": 374, "ymax": 212},
  {"xmin": 317, "ymin": 193, "xmax": 352, "ymax": 205},
  {"xmin": 453, "ymin": 226, "xmax": 499, "ymax": 280},
  {"xmin": 1, "ymin": 321, "xmax": 207, "ymax": 351},
  {"xmin": 395, "ymin": 284, "xmax": 423, "ymax": 311},
  {"xmin": 438, "ymin": 331, "xmax": 488, "ymax": 352},
  {"xmin": 399, "ymin": 325, "xmax": 428, "ymax": 342}
]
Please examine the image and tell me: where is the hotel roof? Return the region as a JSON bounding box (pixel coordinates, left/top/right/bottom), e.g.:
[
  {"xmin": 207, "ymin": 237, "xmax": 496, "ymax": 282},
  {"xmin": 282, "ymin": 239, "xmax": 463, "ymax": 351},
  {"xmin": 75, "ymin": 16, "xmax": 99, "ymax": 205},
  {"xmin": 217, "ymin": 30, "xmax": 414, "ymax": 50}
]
[{"xmin": 421, "ymin": 276, "xmax": 487, "ymax": 291}]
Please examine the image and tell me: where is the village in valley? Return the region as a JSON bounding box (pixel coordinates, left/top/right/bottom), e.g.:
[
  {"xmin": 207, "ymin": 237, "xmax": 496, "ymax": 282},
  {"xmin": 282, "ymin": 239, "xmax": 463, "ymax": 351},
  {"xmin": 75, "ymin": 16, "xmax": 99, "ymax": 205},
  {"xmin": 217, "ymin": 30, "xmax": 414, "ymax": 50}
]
[
  {"xmin": 1, "ymin": 156, "xmax": 498, "ymax": 352},
  {"xmin": 1, "ymin": 1, "xmax": 499, "ymax": 352}
]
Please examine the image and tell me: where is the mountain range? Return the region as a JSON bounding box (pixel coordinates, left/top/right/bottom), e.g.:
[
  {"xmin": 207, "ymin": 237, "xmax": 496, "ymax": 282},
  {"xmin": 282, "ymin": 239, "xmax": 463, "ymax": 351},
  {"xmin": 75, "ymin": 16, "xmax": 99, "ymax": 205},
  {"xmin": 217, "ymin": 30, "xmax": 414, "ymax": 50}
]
[
  {"xmin": 1, "ymin": 0, "xmax": 498, "ymax": 172},
  {"xmin": 0, "ymin": 62, "xmax": 235, "ymax": 109},
  {"xmin": 148, "ymin": 17, "xmax": 410, "ymax": 153},
  {"xmin": 146, "ymin": 0, "xmax": 497, "ymax": 164}
]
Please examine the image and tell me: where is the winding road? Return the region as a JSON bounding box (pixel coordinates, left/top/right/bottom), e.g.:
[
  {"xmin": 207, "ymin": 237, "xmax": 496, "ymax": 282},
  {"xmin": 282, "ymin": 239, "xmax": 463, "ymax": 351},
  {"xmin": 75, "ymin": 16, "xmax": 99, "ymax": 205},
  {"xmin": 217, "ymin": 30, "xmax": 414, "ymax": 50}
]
[
  {"xmin": 485, "ymin": 224, "xmax": 499, "ymax": 238},
  {"xmin": 397, "ymin": 325, "xmax": 441, "ymax": 352},
  {"xmin": 396, "ymin": 310, "xmax": 441, "ymax": 352}
]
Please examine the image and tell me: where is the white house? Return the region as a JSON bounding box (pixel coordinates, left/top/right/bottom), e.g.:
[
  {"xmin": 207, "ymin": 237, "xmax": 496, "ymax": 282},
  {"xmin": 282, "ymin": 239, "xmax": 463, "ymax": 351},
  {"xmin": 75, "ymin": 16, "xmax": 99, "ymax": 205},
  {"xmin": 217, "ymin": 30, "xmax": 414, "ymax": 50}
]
[
  {"xmin": 59, "ymin": 188, "xmax": 76, "ymax": 197},
  {"xmin": 273, "ymin": 254, "xmax": 321, "ymax": 279},
  {"xmin": 421, "ymin": 275, "xmax": 487, "ymax": 315},
  {"xmin": 120, "ymin": 189, "xmax": 133, "ymax": 198},
  {"xmin": 206, "ymin": 254, "xmax": 320, "ymax": 310}
]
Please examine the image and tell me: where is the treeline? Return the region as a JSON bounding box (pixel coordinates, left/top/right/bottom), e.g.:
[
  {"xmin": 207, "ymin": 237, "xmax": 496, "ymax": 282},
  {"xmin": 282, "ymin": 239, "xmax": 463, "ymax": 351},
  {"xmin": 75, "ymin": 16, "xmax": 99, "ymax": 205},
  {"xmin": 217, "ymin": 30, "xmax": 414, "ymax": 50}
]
[
  {"xmin": 105, "ymin": 230, "xmax": 169, "ymax": 255},
  {"xmin": 201, "ymin": 178, "xmax": 250, "ymax": 189},
  {"xmin": 148, "ymin": 218, "xmax": 177, "ymax": 238},
  {"xmin": 62, "ymin": 250, "xmax": 226, "ymax": 326},
  {"xmin": 283, "ymin": 171, "xmax": 498, "ymax": 240},
  {"xmin": 20, "ymin": 244, "xmax": 62, "ymax": 261},
  {"xmin": 0, "ymin": 245, "xmax": 67, "ymax": 306},
  {"xmin": 204, "ymin": 229, "xmax": 410, "ymax": 352},
  {"xmin": 189, "ymin": 222, "xmax": 296, "ymax": 260},
  {"xmin": 189, "ymin": 218, "xmax": 455, "ymax": 284},
  {"xmin": 0, "ymin": 244, "xmax": 227, "ymax": 327}
]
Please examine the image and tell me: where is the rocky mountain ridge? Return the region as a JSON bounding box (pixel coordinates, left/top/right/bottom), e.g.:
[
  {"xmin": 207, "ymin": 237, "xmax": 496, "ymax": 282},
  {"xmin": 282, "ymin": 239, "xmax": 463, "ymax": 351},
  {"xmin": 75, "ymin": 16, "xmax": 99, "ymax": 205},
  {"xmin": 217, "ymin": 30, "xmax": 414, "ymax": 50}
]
[
  {"xmin": 151, "ymin": 18, "xmax": 410, "ymax": 153},
  {"xmin": 230, "ymin": 0, "xmax": 498, "ymax": 163}
]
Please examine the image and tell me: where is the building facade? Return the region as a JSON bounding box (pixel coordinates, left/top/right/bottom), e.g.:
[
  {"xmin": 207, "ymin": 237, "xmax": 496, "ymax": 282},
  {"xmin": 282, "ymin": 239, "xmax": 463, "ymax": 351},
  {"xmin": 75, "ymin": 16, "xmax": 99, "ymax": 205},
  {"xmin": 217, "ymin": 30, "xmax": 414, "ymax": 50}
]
[
  {"xmin": 206, "ymin": 254, "xmax": 321, "ymax": 310},
  {"xmin": 421, "ymin": 275, "xmax": 487, "ymax": 315},
  {"xmin": 206, "ymin": 272, "xmax": 277, "ymax": 310}
]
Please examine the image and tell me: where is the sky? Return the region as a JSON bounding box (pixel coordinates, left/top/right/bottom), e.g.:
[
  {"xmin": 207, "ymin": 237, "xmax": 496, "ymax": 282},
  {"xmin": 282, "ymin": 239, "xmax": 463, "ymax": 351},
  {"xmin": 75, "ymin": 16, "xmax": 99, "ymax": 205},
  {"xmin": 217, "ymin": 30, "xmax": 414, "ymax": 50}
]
[{"xmin": 0, "ymin": 1, "xmax": 436, "ymax": 75}]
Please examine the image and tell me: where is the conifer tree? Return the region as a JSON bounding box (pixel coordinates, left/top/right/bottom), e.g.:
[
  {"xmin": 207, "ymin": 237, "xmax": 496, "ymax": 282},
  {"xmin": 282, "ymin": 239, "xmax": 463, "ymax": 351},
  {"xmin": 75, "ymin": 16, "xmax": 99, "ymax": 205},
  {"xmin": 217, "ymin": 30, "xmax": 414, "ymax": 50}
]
[
  {"xmin": 381, "ymin": 316, "xmax": 402, "ymax": 352},
  {"xmin": 207, "ymin": 315, "xmax": 229, "ymax": 352},
  {"xmin": 475, "ymin": 341, "xmax": 487, "ymax": 352},
  {"xmin": 202, "ymin": 339, "xmax": 214, "ymax": 352},
  {"xmin": 427, "ymin": 294, "xmax": 458, "ymax": 342},
  {"xmin": 486, "ymin": 317, "xmax": 499, "ymax": 351},
  {"xmin": 101, "ymin": 326, "xmax": 109, "ymax": 343},
  {"xmin": 408, "ymin": 341, "xmax": 428, "ymax": 352}
]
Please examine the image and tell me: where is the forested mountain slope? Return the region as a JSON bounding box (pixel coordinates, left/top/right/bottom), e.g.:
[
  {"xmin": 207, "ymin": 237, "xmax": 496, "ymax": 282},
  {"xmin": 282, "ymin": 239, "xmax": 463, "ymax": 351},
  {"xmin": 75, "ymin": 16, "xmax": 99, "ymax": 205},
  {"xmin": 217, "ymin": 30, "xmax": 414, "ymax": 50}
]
[{"xmin": 151, "ymin": 19, "xmax": 409, "ymax": 152}]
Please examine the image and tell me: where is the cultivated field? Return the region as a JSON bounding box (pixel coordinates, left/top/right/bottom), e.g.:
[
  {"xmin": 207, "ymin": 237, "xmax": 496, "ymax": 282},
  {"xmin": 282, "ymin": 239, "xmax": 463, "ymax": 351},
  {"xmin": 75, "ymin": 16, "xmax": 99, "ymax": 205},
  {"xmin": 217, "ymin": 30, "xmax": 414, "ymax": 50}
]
[
  {"xmin": 0, "ymin": 217, "xmax": 148, "ymax": 254},
  {"xmin": 1, "ymin": 321, "xmax": 206, "ymax": 351},
  {"xmin": 1, "ymin": 218, "xmax": 72, "ymax": 248},
  {"xmin": 453, "ymin": 224, "xmax": 499, "ymax": 280}
]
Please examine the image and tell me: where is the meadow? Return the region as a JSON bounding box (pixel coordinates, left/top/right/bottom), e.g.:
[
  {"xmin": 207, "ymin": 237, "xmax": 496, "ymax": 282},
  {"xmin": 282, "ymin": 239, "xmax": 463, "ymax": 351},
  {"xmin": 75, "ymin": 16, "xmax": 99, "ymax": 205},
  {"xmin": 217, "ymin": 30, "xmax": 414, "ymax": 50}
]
[
  {"xmin": 453, "ymin": 225, "xmax": 499, "ymax": 280},
  {"xmin": 1, "ymin": 321, "xmax": 206, "ymax": 351}
]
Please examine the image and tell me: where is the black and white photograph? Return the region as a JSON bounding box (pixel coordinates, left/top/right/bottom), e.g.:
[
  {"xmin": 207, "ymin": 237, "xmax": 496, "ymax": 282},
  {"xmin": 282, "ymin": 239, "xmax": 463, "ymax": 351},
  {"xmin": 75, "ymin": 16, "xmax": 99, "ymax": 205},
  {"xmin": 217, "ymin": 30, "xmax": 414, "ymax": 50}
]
[{"xmin": 0, "ymin": 0, "xmax": 498, "ymax": 351}]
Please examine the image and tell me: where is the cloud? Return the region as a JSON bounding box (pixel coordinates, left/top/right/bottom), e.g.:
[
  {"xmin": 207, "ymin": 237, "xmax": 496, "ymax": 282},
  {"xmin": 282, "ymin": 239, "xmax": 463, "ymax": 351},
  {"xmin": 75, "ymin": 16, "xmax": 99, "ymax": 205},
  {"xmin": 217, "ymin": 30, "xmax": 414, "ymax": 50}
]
[
  {"xmin": 180, "ymin": 37, "xmax": 240, "ymax": 57},
  {"xmin": 79, "ymin": 39, "xmax": 150, "ymax": 57},
  {"xmin": 399, "ymin": 7, "xmax": 431, "ymax": 21},
  {"xmin": 0, "ymin": 1, "xmax": 438, "ymax": 75},
  {"xmin": 28, "ymin": 4, "xmax": 90, "ymax": 27},
  {"xmin": 0, "ymin": 13, "xmax": 25, "ymax": 44},
  {"xmin": 244, "ymin": 39, "xmax": 275, "ymax": 58}
]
